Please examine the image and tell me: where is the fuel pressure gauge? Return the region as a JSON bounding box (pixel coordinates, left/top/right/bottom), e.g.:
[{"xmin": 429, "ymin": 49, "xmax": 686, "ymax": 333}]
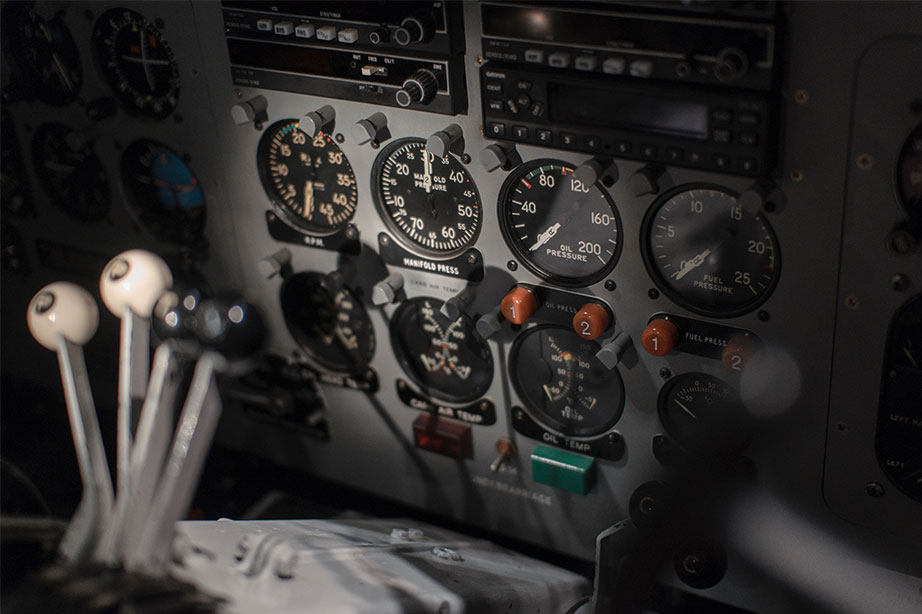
[{"xmin": 642, "ymin": 185, "xmax": 780, "ymax": 317}]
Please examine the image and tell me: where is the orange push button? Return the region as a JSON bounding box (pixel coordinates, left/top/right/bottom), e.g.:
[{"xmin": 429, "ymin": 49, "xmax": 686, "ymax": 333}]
[
  {"xmin": 500, "ymin": 286, "xmax": 538, "ymax": 324},
  {"xmin": 722, "ymin": 335, "xmax": 755, "ymax": 372},
  {"xmin": 572, "ymin": 303, "xmax": 611, "ymax": 340},
  {"xmin": 641, "ymin": 318, "xmax": 679, "ymax": 356}
]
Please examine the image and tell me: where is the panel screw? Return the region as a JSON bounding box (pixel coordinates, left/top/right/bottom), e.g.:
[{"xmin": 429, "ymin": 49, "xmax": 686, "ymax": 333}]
[
  {"xmin": 856, "ymin": 154, "xmax": 874, "ymax": 170},
  {"xmin": 648, "ymin": 288, "xmax": 659, "ymax": 299},
  {"xmin": 605, "ymin": 280, "xmax": 616, "ymax": 291},
  {"xmin": 344, "ymin": 225, "xmax": 358, "ymax": 240},
  {"xmin": 659, "ymin": 368, "xmax": 671, "ymax": 379},
  {"xmin": 790, "ymin": 169, "xmax": 804, "ymax": 182},
  {"xmin": 467, "ymin": 252, "xmax": 478, "ymax": 265},
  {"xmin": 234, "ymin": 89, "xmax": 242, "ymax": 98},
  {"xmin": 506, "ymin": 260, "xmax": 518, "ymax": 271},
  {"xmin": 757, "ymin": 310, "xmax": 770, "ymax": 321},
  {"xmin": 431, "ymin": 547, "xmax": 463, "ymax": 561},
  {"xmin": 335, "ymin": 133, "xmax": 345, "ymax": 143},
  {"xmin": 866, "ymin": 482, "xmax": 884, "ymax": 497},
  {"xmin": 845, "ymin": 295, "xmax": 860, "ymax": 309},
  {"xmin": 461, "ymin": 153, "xmax": 471, "ymax": 164},
  {"xmin": 794, "ymin": 89, "xmax": 809, "ymax": 104},
  {"xmin": 890, "ymin": 274, "xmax": 910, "ymax": 292},
  {"xmin": 380, "ymin": 234, "xmax": 390, "ymax": 246},
  {"xmin": 474, "ymin": 56, "xmax": 486, "ymax": 67}
]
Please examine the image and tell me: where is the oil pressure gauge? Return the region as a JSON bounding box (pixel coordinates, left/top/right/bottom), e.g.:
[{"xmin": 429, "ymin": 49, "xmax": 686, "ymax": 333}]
[
  {"xmin": 510, "ymin": 325, "xmax": 624, "ymax": 438},
  {"xmin": 642, "ymin": 185, "xmax": 780, "ymax": 317},
  {"xmin": 257, "ymin": 119, "xmax": 358, "ymax": 235},
  {"xmin": 390, "ymin": 297, "xmax": 493, "ymax": 403},
  {"xmin": 373, "ymin": 138, "xmax": 482, "ymax": 257}
]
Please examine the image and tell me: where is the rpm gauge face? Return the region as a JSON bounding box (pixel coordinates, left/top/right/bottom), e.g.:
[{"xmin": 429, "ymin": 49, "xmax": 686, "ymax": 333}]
[
  {"xmin": 92, "ymin": 8, "xmax": 180, "ymax": 118},
  {"xmin": 32, "ymin": 123, "xmax": 110, "ymax": 222},
  {"xmin": 390, "ymin": 297, "xmax": 493, "ymax": 403},
  {"xmin": 257, "ymin": 119, "xmax": 358, "ymax": 234},
  {"xmin": 643, "ymin": 185, "xmax": 780, "ymax": 317},
  {"xmin": 280, "ymin": 272, "xmax": 375, "ymax": 373},
  {"xmin": 499, "ymin": 159, "xmax": 622, "ymax": 286},
  {"xmin": 1, "ymin": 1, "xmax": 82, "ymax": 105},
  {"xmin": 121, "ymin": 140, "xmax": 205, "ymax": 245},
  {"xmin": 373, "ymin": 138, "xmax": 482, "ymax": 257},
  {"xmin": 510, "ymin": 325, "xmax": 624, "ymax": 438}
]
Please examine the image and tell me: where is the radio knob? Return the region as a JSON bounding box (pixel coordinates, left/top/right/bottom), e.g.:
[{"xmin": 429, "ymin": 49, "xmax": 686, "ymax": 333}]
[
  {"xmin": 714, "ymin": 47, "xmax": 749, "ymax": 82},
  {"xmin": 395, "ymin": 69, "xmax": 437, "ymax": 107},
  {"xmin": 394, "ymin": 13, "xmax": 434, "ymax": 46},
  {"xmin": 369, "ymin": 26, "xmax": 389, "ymax": 44}
]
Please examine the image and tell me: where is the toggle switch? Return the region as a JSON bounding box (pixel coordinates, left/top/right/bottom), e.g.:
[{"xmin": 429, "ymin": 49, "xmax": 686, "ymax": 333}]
[
  {"xmin": 231, "ymin": 95, "xmax": 268, "ymax": 126},
  {"xmin": 596, "ymin": 332, "xmax": 632, "ymax": 369},
  {"xmin": 258, "ymin": 248, "xmax": 292, "ymax": 280},
  {"xmin": 298, "ymin": 104, "xmax": 335, "ymax": 137},
  {"xmin": 372, "ymin": 272, "xmax": 404, "ymax": 306},
  {"xmin": 476, "ymin": 307, "xmax": 504, "ymax": 339},
  {"xmin": 500, "ymin": 286, "xmax": 538, "ymax": 325},
  {"xmin": 629, "ymin": 165, "xmax": 670, "ymax": 197},
  {"xmin": 572, "ymin": 302, "xmax": 611, "ymax": 340},
  {"xmin": 575, "ymin": 158, "xmax": 618, "ymax": 187},
  {"xmin": 352, "ymin": 112, "xmax": 389, "ymax": 146},
  {"xmin": 440, "ymin": 286, "xmax": 475, "ymax": 321},
  {"xmin": 479, "ymin": 143, "xmax": 520, "ymax": 172},
  {"xmin": 490, "ymin": 437, "xmax": 516, "ymax": 472},
  {"xmin": 641, "ymin": 318, "xmax": 679, "ymax": 356},
  {"xmin": 427, "ymin": 123, "xmax": 464, "ymax": 158}
]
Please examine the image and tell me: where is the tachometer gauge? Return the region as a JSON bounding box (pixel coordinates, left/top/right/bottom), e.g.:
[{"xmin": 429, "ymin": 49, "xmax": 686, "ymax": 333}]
[
  {"xmin": 373, "ymin": 138, "xmax": 481, "ymax": 257},
  {"xmin": 121, "ymin": 140, "xmax": 205, "ymax": 245},
  {"xmin": 280, "ymin": 272, "xmax": 375, "ymax": 373},
  {"xmin": 897, "ymin": 123, "xmax": 921, "ymax": 216},
  {"xmin": 499, "ymin": 159, "xmax": 622, "ymax": 286},
  {"xmin": 510, "ymin": 325, "xmax": 624, "ymax": 438},
  {"xmin": 32, "ymin": 123, "xmax": 110, "ymax": 222},
  {"xmin": 92, "ymin": 8, "xmax": 180, "ymax": 118},
  {"xmin": 390, "ymin": 297, "xmax": 493, "ymax": 403},
  {"xmin": 658, "ymin": 372, "xmax": 749, "ymax": 454},
  {"xmin": 642, "ymin": 185, "xmax": 780, "ymax": 317},
  {"xmin": 257, "ymin": 119, "xmax": 358, "ymax": 234}
]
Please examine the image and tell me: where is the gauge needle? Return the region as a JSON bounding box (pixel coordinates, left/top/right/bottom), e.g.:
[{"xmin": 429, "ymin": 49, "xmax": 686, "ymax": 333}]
[
  {"xmin": 543, "ymin": 384, "xmax": 555, "ymax": 400},
  {"xmin": 39, "ymin": 22, "xmax": 76, "ymax": 94},
  {"xmin": 529, "ymin": 222, "xmax": 561, "ymax": 251},
  {"xmin": 304, "ymin": 180, "xmax": 315, "ymax": 218},
  {"xmin": 671, "ymin": 248, "xmax": 711, "ymax": 280},
  {"xmin": 422, "ymin": 152, "xmax": 433, "ymax": 194},
  {"xmin": 138, "ymin": 29, "xmax": 156, "ymax": 92},
  {"xmin": 904, "ymin": 344, "xmax": 918, "ymax": 368},
  {"xmin": 675, "ymin": 399, "xmax": 697, "ymax": 419}
]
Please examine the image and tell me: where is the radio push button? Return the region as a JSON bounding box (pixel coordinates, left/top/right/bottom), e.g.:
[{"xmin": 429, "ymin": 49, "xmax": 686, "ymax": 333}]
[
  {"xmin": 630, "ymin": 60, "xmax": 654, "ymax": 77},
  {"xmin": 524, "ymin": 49, "xmax": 544, "ymax": 63},
  {"xmin": 316, "ymin": 25, "xmax": 337, "ymax": 41},
  {"xmin": 603, "ymin": 57, "xmax": 626, "ymax": 75},
  {"xmin": 548, "ymin": 52, "xmax": 570, "ymax": 68}
]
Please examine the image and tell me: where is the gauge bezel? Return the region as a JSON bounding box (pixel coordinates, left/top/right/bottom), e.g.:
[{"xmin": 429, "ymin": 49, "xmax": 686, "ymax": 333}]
[
  {"xmin": 280, "ymin": 272, "xmax": 375, "ymax": 374},
  {"xmin": 389, "ymin": 296, "xmax": 494, "ymax": 403},
  {"xmin": 640, "ymin": 183, "xmax": 781, "ymax": 318},
  {"xmin": 509, "ymin": 324, "xmax": 625, "ymax": 439},
  {"xmin": 256, "ymin": 119, "xmax": 358, "ymax": 236},
  {"xmin": 32, "ymin": 123, "xmax": 111, "ymax": 222},
  {"xmin": 657, "ymin": 371, "xmax": 745, "ymax": 454},
  {"xmin": 371, "ymin": 137, "xmax": 483, "ymax": 259},
  {"xmin": 91, "ymin": 8, "xmax": 180, "ymax": 119},
  {"xmin": 498, "ymin": 158, "xmax": 623, "ymax": 288},
  {"xmin": 895, "ymin": 122, "xmax": 922, "ymax": 216}
]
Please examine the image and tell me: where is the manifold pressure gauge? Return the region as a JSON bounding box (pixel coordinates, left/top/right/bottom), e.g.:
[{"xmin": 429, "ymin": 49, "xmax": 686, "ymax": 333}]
[
  {"xmin": 92, "ymin": 8, "xmax": 180, "ymax": 118},
  {"xmin": 499, "ymin": 159, "xmax": 622, "ymax": 286},
  {"xmin": 257, "ymin": 119, "xmax": 358, "ymax": 234},
  {"xmin": 373, "ymin": 138, "xmax": 482, "ymax": 257},
  {"xmin": 642, "ymin": 184, "xmax": 780, "ymax": 317},
  {"xmin": 510, "ymin": 325, "xmax": 625, "ymax": 438},
  {"xmin": 390, "ymin": 297, "xmax": 493, "ymax": 403}
]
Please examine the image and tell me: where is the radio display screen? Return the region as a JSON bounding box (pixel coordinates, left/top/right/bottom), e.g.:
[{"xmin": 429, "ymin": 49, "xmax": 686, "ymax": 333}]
[{"xmin": 548, "ymin": 83, "xmax": 709, "ymax": 140}]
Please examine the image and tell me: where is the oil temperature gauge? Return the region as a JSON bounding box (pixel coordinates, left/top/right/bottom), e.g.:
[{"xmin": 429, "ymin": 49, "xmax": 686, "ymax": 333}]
[
  {"xmin": 510, "ymin": 325, "xmax": 624, "ymax": 438},
  {"xmin": 658, "ymin": 372, "xmax": 749, "ymax": 454},
  {"xmin": 280, "ymin": 272, "xmax": 375, "ymax": 374},
  {"xmin": 390, "ymin": 297, "xmax": 493, "ymax": 403}
]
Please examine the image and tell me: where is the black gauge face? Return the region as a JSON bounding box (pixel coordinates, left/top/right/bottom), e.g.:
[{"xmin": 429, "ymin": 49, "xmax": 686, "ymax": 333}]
[
  {"xmin": 32, "ymin": 123, "xmax": 110, "ymax": 222},
  {"xmin": 897, "ymin": 123, "xmax": 922, "ymax": 216},
  {"xmin": 373, "ymin": 138, "xmax": 482, "ymax": 257},
  {"xmin": 877, "ymin": 295, "xmax": 922, "ymax": 502},
  {"xmin": 658, "ymin": 372, "xmax": 749, "ymax": 454},
  {"xmin": 257, "ymin": 120, "xmax": 358, "ymax": 234},
  {"xmin": 643, "ymin": 185, "xmax": 780, "ymax": 317},
  {"xmin": 1, "ymin": 2, "xmax": 82, "ymax": 105},
  {"xmin": 280, "ymin": 272, "xmax": 375, "ymax": 373},
  {"xmin": 92, "ymin": 8, "xmax": 180, "ymax": 118},
  {"xmin": 499, "ymin": 159, "xmax": 622, "ymax": 286},
  {"xmin": 121, "ymin": 140, "xmax": 205, "ymax": 245},
  {"xmin": 1, "ymin": 110, "xmax": 35, "ymax": 216},
  {"xmin": 390, "ymin": 297, "xmax": 493, "ymax": 403},
  {"xmin": 510, "ymin": 325, "xmax": 624, "ymax": 438}
]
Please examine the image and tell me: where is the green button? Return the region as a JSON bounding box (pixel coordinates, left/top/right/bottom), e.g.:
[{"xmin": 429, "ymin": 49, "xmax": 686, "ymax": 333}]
[{"xmin": 530, "ymin": 445, "xmax": 596, "ymax": 495}]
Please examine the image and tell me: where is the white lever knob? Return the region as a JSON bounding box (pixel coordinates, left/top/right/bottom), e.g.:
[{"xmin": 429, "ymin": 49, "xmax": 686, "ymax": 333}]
[
  {"xmin": 100, "ymin": 250, "xmax": 173, "ymax": 318},
  {"xmin": 27, "ymin": 282, "xmax": 100, "ymax": 350}
]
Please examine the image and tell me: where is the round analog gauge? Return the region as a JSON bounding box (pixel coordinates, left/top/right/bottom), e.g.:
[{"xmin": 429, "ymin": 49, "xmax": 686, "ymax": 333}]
[
  {"xmin": 658, "ymin": 372, "xmax": 749, "ymax": 454},
  {"xmin": 280, "ymin": 272, "xmax": 375, "ymax": 373},
  {"xmin": 510, "ymin": 325, "xmax": 624, "ymax": 438},
  {"xmin": 373, "ymin": 138, "xmax": 482, "ymax": 257},
  {"xmin": 499, "ymin": 159, "xmax": 622, "ymax": 286},
  {"xmin": 257, "ymin": 119, "xmax": 358, "ymax": 234},
  {"xmin": 121, "ymin": 140, "xmax": 205, "ymax": 245},
  {"xmin": 642, "ymin": 185, "xmax": 780, "ymax": 317},
  {"xmin": 897, "ymin": 122, "xmax": 921, "ymax": 215},
  {"xmin": 32, "ymin": 123, "xmax": 110, "ymax": 222},
  {"xmin": 390, "ymin": 297, "xmax": 493, "ymax": 403},
  {"xmin": 1, "ymin": 2, "xmax": 82, "ymax": 106},
  {"xmin": 92, "ymin": 8, "xmax": 180, "ymax": 118}
]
